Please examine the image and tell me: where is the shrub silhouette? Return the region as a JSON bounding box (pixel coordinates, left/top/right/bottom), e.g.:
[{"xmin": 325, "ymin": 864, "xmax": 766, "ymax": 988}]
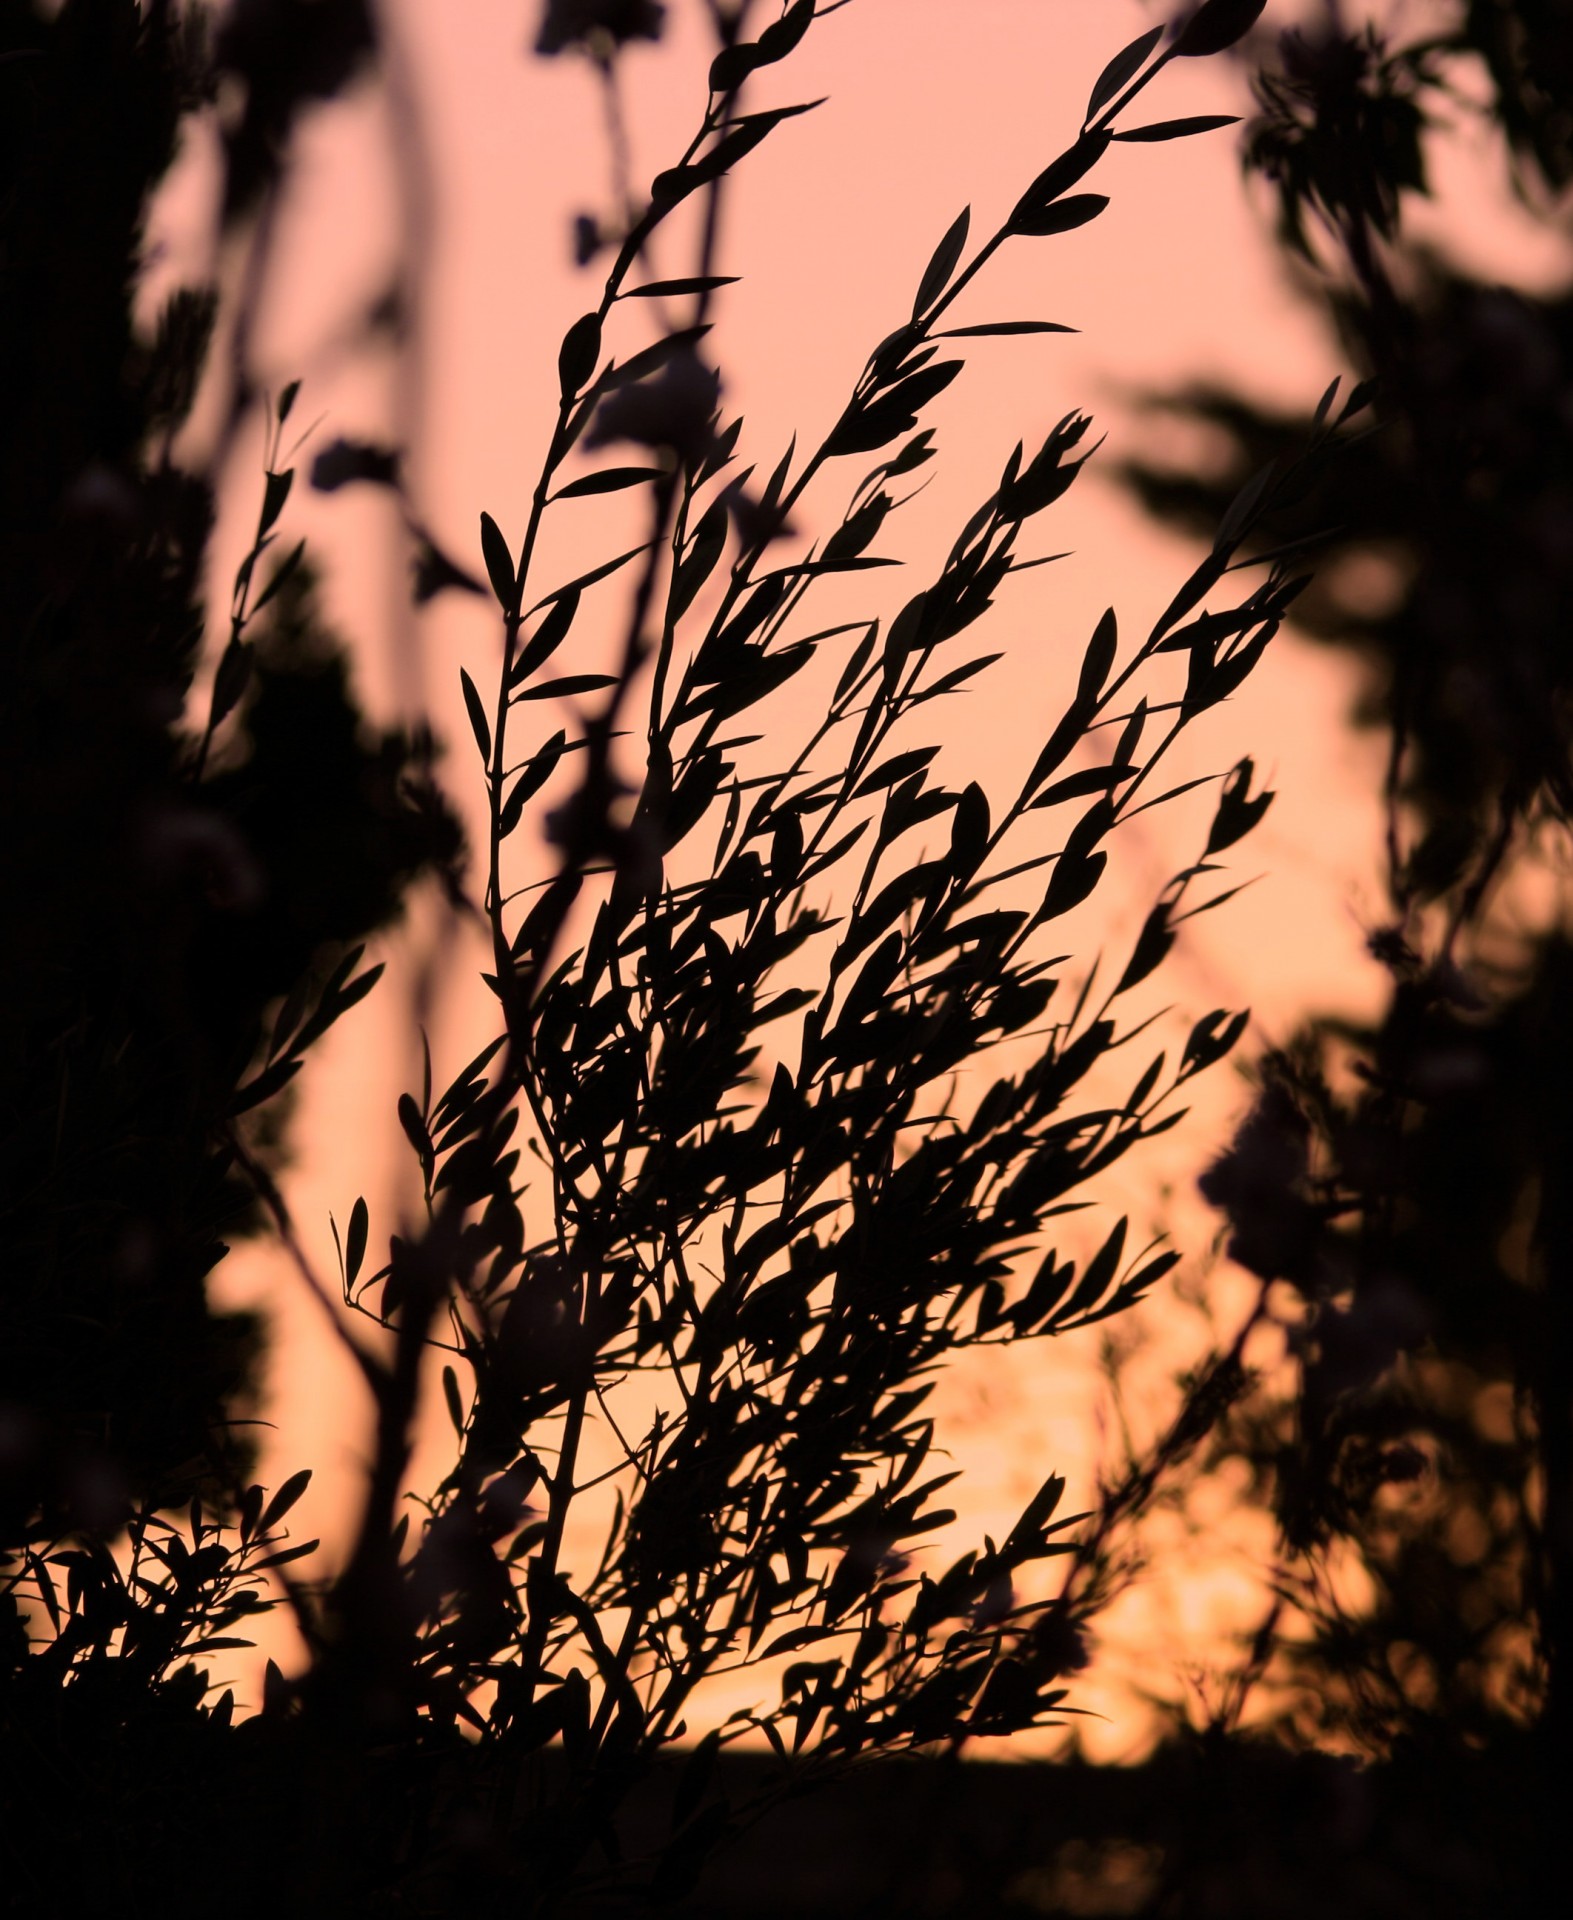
[{"xmin": 1, "ymin": 2, "xmax": 1367, "ymax": 1910}]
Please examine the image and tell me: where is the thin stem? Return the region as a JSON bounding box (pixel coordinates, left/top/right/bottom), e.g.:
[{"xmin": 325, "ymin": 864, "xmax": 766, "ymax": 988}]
[{"xmin": 224, "ymin": 1126, "xmax": 386, "ymax": 1398}]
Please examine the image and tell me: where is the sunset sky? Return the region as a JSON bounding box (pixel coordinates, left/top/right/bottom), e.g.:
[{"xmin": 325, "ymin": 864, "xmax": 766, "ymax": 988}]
[{"xmin": 135, "ymin": 0, "xmax": 1540, "ymax": 1753}]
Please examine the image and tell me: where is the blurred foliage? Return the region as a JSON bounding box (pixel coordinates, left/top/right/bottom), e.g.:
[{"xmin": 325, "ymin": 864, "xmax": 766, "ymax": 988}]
[
  {"xmin": 1119, "ymin": 11, "xmax": 1573, "ymax": 1875},
  {"xmin": 1, "ymin": 0, "xmax": 458, "ymax": 1869}
]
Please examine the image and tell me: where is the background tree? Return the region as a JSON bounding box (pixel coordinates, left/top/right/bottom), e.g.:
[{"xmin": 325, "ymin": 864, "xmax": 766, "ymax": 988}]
[
  {"xmin": 0, "ymin": 0, "xmax": 460, "ymax": 1891},
  {"xmin": 1104, "ymin": 0, "xmax": 1573, "ymax": 1903}
]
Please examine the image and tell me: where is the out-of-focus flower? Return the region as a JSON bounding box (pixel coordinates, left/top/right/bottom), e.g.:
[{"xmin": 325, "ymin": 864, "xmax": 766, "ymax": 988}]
[
  {"xmin": 725, "ymin": 483, "xmax": 795, "ymax": 550},
  {"xmin": 139, "ymin": 805, "xmax": 266, "ymax": 913},
  {"xmin": 1312, "ymin": 1276, "xmax": 1429, "ymax": 1400},
  {"xmin": 310, "ymin": 438, "xmax": 401, "ymax": 493},
  {"xmin": 584, "ymin": 349, "xmax": 721, "ymax": 462},
  {"xmin": 572, "ymin": 211, "xmax": 603, "ymax": 266},
  {"xmin": 1199, "ymin": 1080, "xmax": 1319, "ymax": 1284},
  {"xmin": 534, "ymin": 0, "xmax": 666, "ymax": 58}
]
